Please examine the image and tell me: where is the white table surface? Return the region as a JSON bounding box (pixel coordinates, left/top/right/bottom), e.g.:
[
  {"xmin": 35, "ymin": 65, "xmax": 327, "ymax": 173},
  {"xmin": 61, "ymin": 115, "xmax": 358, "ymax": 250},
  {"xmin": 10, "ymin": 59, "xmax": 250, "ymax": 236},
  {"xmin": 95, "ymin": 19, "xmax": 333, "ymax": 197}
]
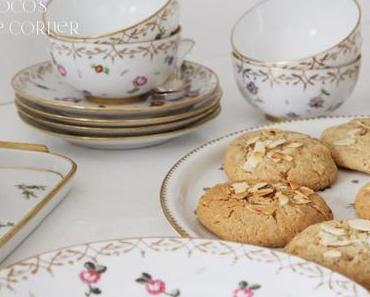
[{"xmin": 0, "ymin": 0, "xmax": 370, "ymax": 268}]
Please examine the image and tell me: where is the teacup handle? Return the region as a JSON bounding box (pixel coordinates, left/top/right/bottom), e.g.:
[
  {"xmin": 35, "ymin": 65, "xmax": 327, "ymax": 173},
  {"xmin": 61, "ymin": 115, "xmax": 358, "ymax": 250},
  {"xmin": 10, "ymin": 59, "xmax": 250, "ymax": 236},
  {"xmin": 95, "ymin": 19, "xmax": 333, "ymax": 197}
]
[{"xmin": 176, "ymin": 39, "xmax": 195, "ymax": 69}]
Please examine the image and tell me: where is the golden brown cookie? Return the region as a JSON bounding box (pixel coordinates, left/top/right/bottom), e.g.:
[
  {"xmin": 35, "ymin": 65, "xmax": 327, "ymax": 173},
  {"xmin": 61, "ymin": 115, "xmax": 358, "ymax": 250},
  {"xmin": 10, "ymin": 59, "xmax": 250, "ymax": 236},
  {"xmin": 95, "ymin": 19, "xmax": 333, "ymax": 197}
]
[
  {"xmin": 224, "ymin": 129, "xmax": 337, "ymax": 191},
  {"xmin": 355, "ymin": 183, "xmax": 370, "ymax": 220},
  {"xmin": 321, "ymin": 118, "xmax": 370, "ymax": 173},
  {"xmin": 196, "ymin": 181, "xmax": 333, "ymax": 248},
  {"xmin": 286, "ymin": 219, "xmax": 370, "ymax": 290}
]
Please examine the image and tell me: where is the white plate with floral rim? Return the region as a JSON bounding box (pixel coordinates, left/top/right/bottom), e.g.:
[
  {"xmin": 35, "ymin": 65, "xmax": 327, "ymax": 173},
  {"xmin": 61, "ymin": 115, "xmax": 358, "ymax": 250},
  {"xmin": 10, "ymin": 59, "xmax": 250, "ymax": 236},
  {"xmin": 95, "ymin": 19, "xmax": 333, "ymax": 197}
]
[
  {"xmin": 18, "ymin": 107, "xmax": 221, "ymax": 150},
  {"xmin": 12, "ymin": 60, "xmax": 219, "ymax": 117},
  {"xmin": 0, "ymin": 142, "xmax": 77, "ymax": 263},
  {"xmin": 160, "ymin": 116, "xmax": 370, "ymax": 238},
  {"xmin": 0, "ymin": 237, "xmax": 368, "ymax": 297}
]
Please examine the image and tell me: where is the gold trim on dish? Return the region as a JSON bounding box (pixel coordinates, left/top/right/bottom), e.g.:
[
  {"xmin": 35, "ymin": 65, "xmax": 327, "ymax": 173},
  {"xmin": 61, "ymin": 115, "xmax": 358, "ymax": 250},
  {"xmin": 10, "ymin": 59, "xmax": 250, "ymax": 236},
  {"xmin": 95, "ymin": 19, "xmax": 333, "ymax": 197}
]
[
  {"xmin": 159, "ymin": 114, "xmax": 369, "ymax": 238},
  {"xmin": 16, "ymin": 102, "xmax": 221, "ymax": 136},
  {"xmin": 0, "ymin": 141, "xmax": 49, "ymax": 153},
  {"xmin": 16, "ymin": 92, "xmax": 221, "ymax": 127},
  {"xmin": 85, "ymin": 94, "xmax": 148, "ymax": 105},
  {"xmin": 43, "ymin": 0, "xmax": 175, "ymax": 41},
  {"xmin": 0, "ymin": 148, "xmax": 77, "ymax": 248},
  {"xmin": 18, "ymin": 106, "xmax": 221, "ymax": 142},
  {"xmin": 12, "ymin": 61, "xmax": 220, "ymax": 115},
  {"xmin": 230, "ymin": 0, "xmax": 362, "ymax": 66}
]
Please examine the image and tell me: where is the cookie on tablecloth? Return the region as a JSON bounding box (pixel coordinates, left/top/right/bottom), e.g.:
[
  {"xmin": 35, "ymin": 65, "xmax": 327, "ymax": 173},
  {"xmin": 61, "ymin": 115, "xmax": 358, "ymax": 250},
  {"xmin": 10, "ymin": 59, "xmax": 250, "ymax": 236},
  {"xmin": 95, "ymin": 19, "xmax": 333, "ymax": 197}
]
[
  {"xmin": 286, "ymin": 219, "xmax": 370, "ymax": 290},
  {"xmin": 196, "ymin": 181, "xmax": 333, "ymax": 248}
]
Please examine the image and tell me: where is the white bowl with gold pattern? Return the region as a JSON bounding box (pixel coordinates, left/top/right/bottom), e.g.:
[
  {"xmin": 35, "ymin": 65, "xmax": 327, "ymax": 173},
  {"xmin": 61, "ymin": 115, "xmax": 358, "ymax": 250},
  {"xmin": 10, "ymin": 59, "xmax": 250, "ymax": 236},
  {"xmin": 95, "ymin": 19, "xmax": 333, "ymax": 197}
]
[
  {"xmin": 48, "ymin": 29, "xmax": 185, "ymax": 101},
  {"xmin": 232, "ymin": 53, "xmax": 361, "ymax": 120},
  {"xmin": 231, "ymin": 0, "xmax": 361, "ymax": 69},
  {"xmin": 44, "ymin": 0, "xmax": 179, "ymax": 44}
]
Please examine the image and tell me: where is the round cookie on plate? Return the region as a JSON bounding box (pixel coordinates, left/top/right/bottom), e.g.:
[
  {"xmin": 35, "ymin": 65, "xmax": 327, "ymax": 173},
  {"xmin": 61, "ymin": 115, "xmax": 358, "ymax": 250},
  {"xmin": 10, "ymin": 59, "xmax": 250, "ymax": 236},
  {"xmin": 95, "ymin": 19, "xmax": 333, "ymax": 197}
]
[
  {"xmin": 224, "ymin": 129, "xmax": 337, "ymax": 191},
  {"xmin": 196, "ymin": 181, "xmax": 333, "ymax": 248},
  {"xmin": 321, "ymin": 118, "xmax": 370, "ymax": 173},
  {"xmin": 355, "ymin": 183, "xmax": 370, "ymax": 220},
  {"xmin": 286, "ymin": 219, "xmax": 370, "ymax": 290}
]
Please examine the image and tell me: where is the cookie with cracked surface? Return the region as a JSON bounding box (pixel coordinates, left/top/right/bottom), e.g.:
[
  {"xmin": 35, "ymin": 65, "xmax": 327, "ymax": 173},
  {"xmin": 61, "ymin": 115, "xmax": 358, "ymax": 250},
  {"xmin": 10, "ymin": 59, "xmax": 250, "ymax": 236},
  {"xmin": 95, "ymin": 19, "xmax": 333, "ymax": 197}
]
[
  {"xmin": 286, "ymin": 219, "xmax": 370, "ymax": 290},
  {"xmin": 355, "ymin": 183, "xmax": 370, "ymax": 220},
  {"xmin": 196, "ymin": 181, "xmax": 333, "ymax": 248},
  {"xmin": 321, "ymin": 118, "xmax": 370, "ymax": 173},
  {"xmin": 224, "ymin": 129, "xmax": 337, "ymax": 191}
]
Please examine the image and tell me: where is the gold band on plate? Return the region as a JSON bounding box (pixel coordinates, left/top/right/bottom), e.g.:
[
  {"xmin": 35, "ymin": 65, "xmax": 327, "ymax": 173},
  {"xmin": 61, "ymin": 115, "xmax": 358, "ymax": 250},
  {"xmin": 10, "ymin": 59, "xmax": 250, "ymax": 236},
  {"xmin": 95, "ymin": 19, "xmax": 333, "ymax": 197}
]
[
  {"xmin": 85, "ymin": 94, "xmax": 148, "ymax": 105},
  {"xmin": 0, "ymin": 141, "xmax": 49, "ymax": 152}
]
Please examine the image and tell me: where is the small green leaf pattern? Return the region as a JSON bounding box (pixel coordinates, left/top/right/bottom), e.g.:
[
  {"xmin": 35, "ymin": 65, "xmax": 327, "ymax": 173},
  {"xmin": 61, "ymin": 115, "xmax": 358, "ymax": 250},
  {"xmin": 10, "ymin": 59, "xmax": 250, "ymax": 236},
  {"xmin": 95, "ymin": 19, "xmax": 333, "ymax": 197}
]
[
  {"xmin": 16, "ymin": 185, "xmax": 46, "ymax": 200},
  {"xmin": 233, "ymin": 280, "xmax": 261, "ymax": 297}
]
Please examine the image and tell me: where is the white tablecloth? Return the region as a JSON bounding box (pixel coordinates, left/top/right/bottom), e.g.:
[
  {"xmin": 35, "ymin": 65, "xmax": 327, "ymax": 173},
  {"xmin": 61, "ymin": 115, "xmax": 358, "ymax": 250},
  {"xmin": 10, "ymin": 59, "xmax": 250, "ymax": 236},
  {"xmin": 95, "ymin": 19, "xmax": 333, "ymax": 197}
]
[{"xmin": 0, "ymin": 0, "xmax": 370, "ymax": 268}]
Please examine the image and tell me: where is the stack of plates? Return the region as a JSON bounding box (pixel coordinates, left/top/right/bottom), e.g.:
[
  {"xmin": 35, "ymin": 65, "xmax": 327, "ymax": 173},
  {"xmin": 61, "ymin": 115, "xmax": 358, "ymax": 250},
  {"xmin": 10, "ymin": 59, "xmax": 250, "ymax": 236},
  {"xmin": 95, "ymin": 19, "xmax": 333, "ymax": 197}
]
[{"xmin": 13, "ymin": 60, "xmax": 221, "ymax": 149}]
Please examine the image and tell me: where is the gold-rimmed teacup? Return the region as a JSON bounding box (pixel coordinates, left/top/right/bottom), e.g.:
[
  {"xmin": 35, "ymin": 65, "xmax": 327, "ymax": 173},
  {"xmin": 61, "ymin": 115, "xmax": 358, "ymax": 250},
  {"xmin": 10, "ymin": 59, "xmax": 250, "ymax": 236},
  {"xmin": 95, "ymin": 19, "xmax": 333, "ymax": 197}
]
[
  {"xmin": 231, "ymin": 0, "xmax": 361, "ymax": 70},
  {"xmin": 43, "ymin": 0, "xmax": 180, "ymax": 44}
]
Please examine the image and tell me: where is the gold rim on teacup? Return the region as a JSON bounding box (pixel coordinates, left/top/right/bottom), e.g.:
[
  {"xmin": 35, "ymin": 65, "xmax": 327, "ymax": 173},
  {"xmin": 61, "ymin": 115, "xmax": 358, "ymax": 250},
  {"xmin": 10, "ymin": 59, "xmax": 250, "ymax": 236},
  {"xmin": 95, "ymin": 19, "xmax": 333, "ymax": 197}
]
[
  {"xmin": 230, "ymin": 0, "xmax": 361, "ymax": 66},
  {"xmin": 43, "ymin": 0, "xmax": 176, "ymax": 41}
]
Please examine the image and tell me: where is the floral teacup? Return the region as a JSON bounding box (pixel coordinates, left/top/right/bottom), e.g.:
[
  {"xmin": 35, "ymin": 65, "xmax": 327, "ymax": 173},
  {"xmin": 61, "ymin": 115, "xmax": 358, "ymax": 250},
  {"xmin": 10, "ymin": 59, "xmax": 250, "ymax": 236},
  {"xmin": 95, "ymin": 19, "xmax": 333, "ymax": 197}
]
[
  {"xmin": 232, "ymin": 52, "xmax": 361, "ymax": 120},
  {"xmin": 49, "ymin": 28, "xmax": 187, "ymax": 101}
]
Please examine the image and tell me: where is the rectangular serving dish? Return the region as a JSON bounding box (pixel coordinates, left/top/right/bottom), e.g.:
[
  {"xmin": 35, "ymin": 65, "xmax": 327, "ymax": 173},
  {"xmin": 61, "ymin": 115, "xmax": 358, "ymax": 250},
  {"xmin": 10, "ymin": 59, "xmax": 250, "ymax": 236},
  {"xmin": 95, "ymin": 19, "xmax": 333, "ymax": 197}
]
[{"xmin": 0, "ymin": 142, "xmax": 77, "ymax": 262}]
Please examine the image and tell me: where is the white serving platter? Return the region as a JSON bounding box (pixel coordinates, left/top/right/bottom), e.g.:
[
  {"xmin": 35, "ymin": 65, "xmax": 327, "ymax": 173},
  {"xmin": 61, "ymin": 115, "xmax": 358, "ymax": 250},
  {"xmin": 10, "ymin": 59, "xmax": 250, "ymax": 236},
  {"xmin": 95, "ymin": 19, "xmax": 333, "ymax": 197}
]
[
  {"xmin": 0, "ymin": 142, "xmax": 77, "ymax": 262},
  {"xmin": 161, "ymin": 116, "xmax": 368, "ymax": 238},
  {"xmin": 0, "ymin": 237, "xmax": 368, "ymax": 296}
]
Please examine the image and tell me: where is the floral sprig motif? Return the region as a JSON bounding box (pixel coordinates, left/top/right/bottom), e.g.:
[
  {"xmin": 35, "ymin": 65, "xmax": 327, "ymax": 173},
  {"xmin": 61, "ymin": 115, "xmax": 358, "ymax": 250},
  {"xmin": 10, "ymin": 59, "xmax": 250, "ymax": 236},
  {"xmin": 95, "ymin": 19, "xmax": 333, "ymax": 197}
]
[
  {"xmin": 309, "ymin": 89, "xmax": 331, "ymax": 109},
  {"xmin": 233, "ymin": 281, "xmax": 261, "ymax": 297},
  {"xmin": 128, "ymin": 76, "xmax": 149, "ymax": 94},
  {"xmin": 16, "ymin": 185, "xmax": 46, "ymax": 200},
  {"xmin": 0, "ymin": 222, "xmax": 14, "ymax": 229},
  {"xmin": 80, "ymin": 262, "xmax": 107, "ymax": 296},
  {"xmin": 136, "ymin": 273, "xmax": 180, "ymax": 296},
  {"xmin": 91, "ymin": 64, "xmax": 110, "ymax": 75}
]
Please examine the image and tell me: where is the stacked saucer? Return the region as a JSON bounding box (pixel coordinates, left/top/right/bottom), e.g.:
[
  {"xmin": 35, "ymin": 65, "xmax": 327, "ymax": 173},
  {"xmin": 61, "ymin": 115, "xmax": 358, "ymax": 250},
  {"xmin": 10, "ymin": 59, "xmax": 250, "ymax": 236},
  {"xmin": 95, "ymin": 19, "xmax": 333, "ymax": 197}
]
[{"xmin": 13, "ymin": 60, "xmax": 221, "ymax": 149}]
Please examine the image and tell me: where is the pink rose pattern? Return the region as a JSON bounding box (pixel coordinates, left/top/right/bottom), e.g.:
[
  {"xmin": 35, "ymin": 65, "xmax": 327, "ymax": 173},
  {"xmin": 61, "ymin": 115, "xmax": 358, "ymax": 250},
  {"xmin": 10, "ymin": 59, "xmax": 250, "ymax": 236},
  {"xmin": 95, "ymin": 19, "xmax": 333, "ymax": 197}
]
[
  {"xmin": 57, "ymin": 64, "xmax": 67, "ymax": 77},
  {"xmin": 133, "ymin": 76, "xmax": 148, "ymax": 87},
  {"xmin": 136, "ymin": 273, "xmax": 180, "ymax": 297},
  {"xmin": 233, "ymin": 281, "xmax": 261, "ymax": 297},
  {"xmin": 79, "ymin": 262, "xmax": 107, "ymax": 296}
]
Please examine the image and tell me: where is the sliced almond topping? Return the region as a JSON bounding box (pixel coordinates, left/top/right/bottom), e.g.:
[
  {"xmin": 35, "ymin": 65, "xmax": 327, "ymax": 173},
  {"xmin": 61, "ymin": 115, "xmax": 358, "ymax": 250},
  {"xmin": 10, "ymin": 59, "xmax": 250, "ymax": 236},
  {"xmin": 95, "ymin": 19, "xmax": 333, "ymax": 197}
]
[
  {"xmin": 247, "ymin": 204, "xmax": 276, "ymax": 216},
  {"xmin": 298, "ymin": 187, "xmax": 315, "ymax": 196},
  {"xmin": 250, "ymin": 182, "xmax": 269, "ymax": 192},
  {"xmin": 277, "ymin": 193, "xmax": 289, "ymax": 206},
  {"xmin": 348, "ymin": 128, "xmax": 367, "ymax": 137},
  {"xmin": 286, "ymin": 142, "xmax": 303, "ymax": 148},
  {"xmin": 255, "ymin": 188, "xmax": 275, "ymax": 197},
  {"xmin": 261, "ymin": 130, "xmax": 277, "ymax": 137},
  {"xmin": 246, "ymin": 136, "xmax": 260, "ymax": 146},
  {"xmin": 268, "ymin": 152, "xmax": 293, "ymax": 162},
  {"xmin": 333, "ymin": 138, "xmax": 356, "ymax": 146},
  {"xmin": 320, "ymin": 224, "xmax": 347, "ymax": 236},
  {"xmin": 348, "ymin": 219, "xmax": 370, "ymax": 232},
  {"xmin": 266, "ymin": 138, "xmax": 286, "ymax": 149},
  {"xmin": 355, "ymin": 120, "xmax": 370, "ymax": 130},
  {"xmin": 320, "ymin": 231, "xmax": 339, "ymax": 246},
  {"xmin": 326, "ymin": 240, "xmax": 354, "ymax": 247},
  {"xmin": 323, "ymin": 250, "xmax": 342, "ymax": 259},
  {"xmin": 254, "ymin": 141, "xmax": 266, "ymax": 153},
  {"xmin": 232, "ymin": 182, "xmax": 249, "ymax": 194},
  {"xmin": 243, "ymin": 152, "xmax": 263, "ymax": 172}
]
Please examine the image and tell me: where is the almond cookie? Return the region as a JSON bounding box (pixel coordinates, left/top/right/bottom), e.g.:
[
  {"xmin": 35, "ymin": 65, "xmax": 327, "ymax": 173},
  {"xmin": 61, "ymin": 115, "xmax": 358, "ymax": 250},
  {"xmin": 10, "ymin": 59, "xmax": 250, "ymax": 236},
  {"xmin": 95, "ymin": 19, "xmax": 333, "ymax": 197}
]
[
  {"xmin": 286, "ymin": 219, "xmax": 370, "ymax": 290},
  {"xmin": 355, "ymin": 183, "xmax": 370, "ymax": 220},
  {"xmin": 196, "ymin": 181, "xmax": 333, "ymax": 248},
  {"xmin": 321, "ymin": 118, "xmax": 370, "ymax": 173},
  {"xmin": 224, "ymin": 129, "xmax": 337, "ymax": 191}
]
